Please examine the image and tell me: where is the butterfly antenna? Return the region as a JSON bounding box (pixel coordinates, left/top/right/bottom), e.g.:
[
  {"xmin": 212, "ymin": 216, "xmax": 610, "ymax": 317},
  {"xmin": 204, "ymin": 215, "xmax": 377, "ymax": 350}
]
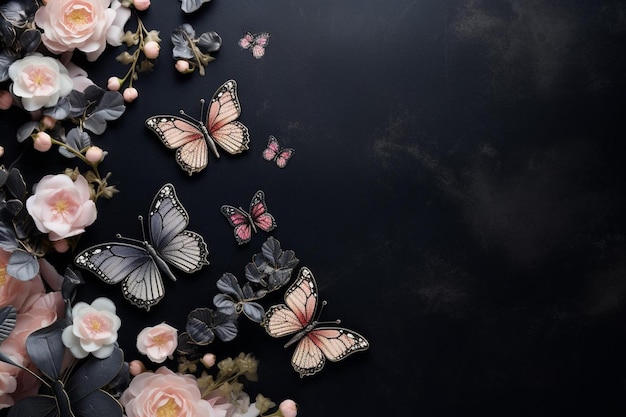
[
  {"xmin": 137, "ymin": 215, "xmax": 148, "ymax": 241},
  {"xmin": 315, "ymin": 301, "xmax": 341, "ymax": 326}
]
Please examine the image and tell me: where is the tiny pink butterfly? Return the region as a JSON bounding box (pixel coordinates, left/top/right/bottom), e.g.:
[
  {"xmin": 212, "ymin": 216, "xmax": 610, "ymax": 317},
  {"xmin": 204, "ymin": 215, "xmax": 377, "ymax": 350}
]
[
  {"xmin": 221, "ymin": 190, "xmax": 277, "ymax": 245},
  {"xmin": 262, "ymin": 135, "xmax": 295, "ymax": 168},
  {"xmin": 239, "ymin": 31, "xmax": 270, "ymax": 59}
]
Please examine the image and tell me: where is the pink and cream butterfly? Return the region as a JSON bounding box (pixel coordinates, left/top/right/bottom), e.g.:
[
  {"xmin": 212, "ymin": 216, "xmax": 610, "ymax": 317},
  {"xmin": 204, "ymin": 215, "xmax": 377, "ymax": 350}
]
[
  {"xmin": 221, "ymin": 190, "xmax": 277, "ymax": 245},
  {"xmin": 238, "ymin": 31, "xmax": 270, "ymax": 59},
  {"xmin": 262, "ymin": 135, "xmax": 295, "ymax": 168},
  {"xmin": 145, "ymin": 79, "xmax": 250, "ymax": 175},
  {"xmin": 262, "ymin": 267, "xmax": 370, "ymax": 377}
]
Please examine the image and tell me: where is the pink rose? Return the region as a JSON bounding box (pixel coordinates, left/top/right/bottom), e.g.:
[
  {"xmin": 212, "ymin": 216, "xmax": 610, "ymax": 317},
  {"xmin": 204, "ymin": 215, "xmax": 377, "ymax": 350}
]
[
  {"xmin": 136, "ymin": 322, "xmax": 178, "ymax": 363},
  {"xmin": 62, "ymin": 297, "xmax": 121, "ymax": 359},
  {"xmin": 120, "ymin": 367, "xmax": 217, "ymax": 417},
  {"xmin": 34, "ymin": 0, "xmax": 117, "ymax": 61},
  {"xmin": 25, "ymin": 174, "xmax": 97, "ymax": 241}
]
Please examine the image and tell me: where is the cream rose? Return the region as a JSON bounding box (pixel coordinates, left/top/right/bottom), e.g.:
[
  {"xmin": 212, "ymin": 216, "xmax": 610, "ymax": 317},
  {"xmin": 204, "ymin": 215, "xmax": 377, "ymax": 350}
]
[
  {"xmin": 136, "ymin": 322, "xmax": 178, "ymax": 363},
  {"xmin": 34, "ymin": 0, "xmax": 117, "ymax": 61},
  {"xmin": 8, "ymin": 53, "xmax": 73, "ymax": 111},
  {"xmin": 120, "ymin": 367, "xmax": 217, "ymax": 417},
  {"xmin": 25, "ymin": 174, "xmax": 97, "ymax": 241},
  {"xmin": 62, "ymin": 297, "xmax": 121, "ymax": 359}
]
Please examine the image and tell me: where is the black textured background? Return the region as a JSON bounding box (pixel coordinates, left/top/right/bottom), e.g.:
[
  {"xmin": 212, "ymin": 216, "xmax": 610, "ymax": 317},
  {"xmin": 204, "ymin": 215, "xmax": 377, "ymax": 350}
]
[{"xmin": 2, "ymin": 1, "xmax": 626, "ymax": 416}]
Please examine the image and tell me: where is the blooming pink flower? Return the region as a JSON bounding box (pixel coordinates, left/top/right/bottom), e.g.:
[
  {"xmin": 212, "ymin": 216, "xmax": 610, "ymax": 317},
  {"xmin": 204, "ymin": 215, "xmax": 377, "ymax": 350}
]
[
  {"xmin": 25, "ymin": 173, "xmax": 97, "ymax": 241},
  {"xmin": 33, "ymin": 131, "xmax": 52, "ymax": 152},
  {"xmin": 8, "ymin": 53, "xmax": 73, "ymax": 111},
  {"xmin": 120, "ymin": 367, "xmax": 217, "ymax": 417},
  {"xmin": 136, "ymin": 322, "xmax": 178, "ymax": 363},
  {"xmin": 279, "ymin": 399, "xmax": 298, "ymax": 417},
  {"xmin": 34, "ymin": 0, "xmax": 117, "ymax": 61},
  {"xmin": 62, "ymin": 297, "xmax": 121, "ymax": 358}
]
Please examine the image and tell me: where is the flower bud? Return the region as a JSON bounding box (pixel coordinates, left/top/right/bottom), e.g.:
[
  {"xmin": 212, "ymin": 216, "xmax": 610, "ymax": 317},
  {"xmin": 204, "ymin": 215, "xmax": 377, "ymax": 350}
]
[
  {"xmin": 123, "ymin": 87, "xmax": 139, "ymax": 102},
  {"xmin": 0, "ymin": 146, "xmax": 4, "ymax": 158},
  {"xmin": 143, "ymin": 41, "xmax": 160, "ymax": 59},
  {"xmin": 133, "ymin": 0, "xmax": 150, "ymax": 11},
  {"xmin": 175, "ymin": 60, "xmax": 191, "ymax": 73},
  {"xmin": 201, "ymin": 353, "xmax": 216, "ymax": 368},
  {"xmin": 107, "ymin": 77, "xmax": 122, "ymax": 91},
  {"xmin": 0, "ymin": 90, "xmax": 13, "ymax": 110},
  {"xmin": 85, "ymin": 146, "xmax": 105, "ymax": 163},
  {"xmin": 41, "ymin": 115, "xmax": 56, "ymax": 129},
  {"xmin": 279, "ymin": 399, "xmax": 298, "ymax": 417},
  {"xmin": 53, "ymin": 239, "xmax": 70, "ymax": 253},
  {"xmin": 129, "ymin": 360, "xmax": 146, "ymax": 376},
  {"xmin": 33, "ymin": 131, "xmax": 52, "ymax": 152}
]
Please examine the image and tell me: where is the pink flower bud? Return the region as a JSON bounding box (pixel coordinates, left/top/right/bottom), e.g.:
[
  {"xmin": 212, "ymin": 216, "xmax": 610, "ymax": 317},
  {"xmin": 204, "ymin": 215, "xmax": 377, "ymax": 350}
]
[
  {"xmin": 107, "ymin": 77, "xmax": 122, "ymax": 91},
  {"xmin": 143, "ymin": 41, "xmax": 160, "ymax": 59},
  {"xmin": 41, "ymin": 115, "xmax": 56, "ymax": 129},
  {"xmin": 129, "ymin": 360, "xmax": 146, "ymax": 376},
  {"xmin": 85, "ymin": 146, "xmax": 104, "ymax": 163},
  {"xmin": 123, "ymin": 87, "xmax": 139, "ymax": 102},
  {"xmin": 133, "ymin": 0, "xmax": 150, "ymax": 11},
  {"xmin": 53, "ymin": 239, "xmax": 70, "ymax": 253},
  {"xmin": 201, "ymin": 353, "xmax": 216, "ymax": 368},
  {"xmin": 33, "ymin": 131, "xmax": 52, "ymax": 152},
  {"xmin": 0, "ymin": 146, "xmax": 4, "ymax": 157},
  {"xmin": 175, "ymin": 60, "xmax": 190, "ymax": 73},
  {"xmin": 0, "ymin": 90, "xmax": 13, "ymax": 110},
  {"xmin": 279, "ymin": 399, "xmax": 298, "ymax": 417}
]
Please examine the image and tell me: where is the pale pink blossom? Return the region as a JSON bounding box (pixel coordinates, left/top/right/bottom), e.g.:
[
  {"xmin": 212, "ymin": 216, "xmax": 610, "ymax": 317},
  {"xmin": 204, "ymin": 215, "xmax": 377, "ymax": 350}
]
[
  {"xmin": 33, "ymin": 131, "xmax": 52, "ymax": 152},
  {"xmin": 201, "ymin": 353, "xmax": 216, "ymax": 368},
  {"xmin": 8, "ymin": 53, "xmax": 73, "ymax": 111},
  {"xmin": 0, "ymin": 146, "xmax": 4, "ymax": 157},
  {"xmin": 120, "ymin": 367, "xmax": 217, "ymax": 417},
  {"xmin": 62, "ymin": 297, "xmax": 121, "ymax": 358},
  {"xmin": 132, "ymin": 0, "xmax": 150, "ymax": 11},
  {"xmin": 175, "ymin": 60, "xmax": 190, "ymax": 73},
  {"xmin": 143, "ymin": 41, "xmax": 160, "ymax": 59},
  {"xmin": 0, "ymin": 90, "xmax": 13, "ymax": 109},
  {"xmin": 122, "ymin": 87, "xmax": 138, "ymax": 102},
  {"xmin": 34, "ymin": 0, "xmax": 117, "ymax": 61},
  {"xmin": 279, "ymin": 399, "xmax": 298, "ymax": 417},
  {"xmin": 136, "ymin": 322, "xmax": 178, "ymax": 363},
  {"xmin": 107, "ymin": 76, "xmax": 121, "ymax": 91},
  {"xmin": 25, "ymin": 173, "xmax": 97, "ymax": 241}
]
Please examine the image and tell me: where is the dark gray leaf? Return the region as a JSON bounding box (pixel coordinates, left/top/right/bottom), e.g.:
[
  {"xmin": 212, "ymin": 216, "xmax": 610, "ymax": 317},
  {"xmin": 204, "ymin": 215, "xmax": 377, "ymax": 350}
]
[
  {"xmin": 213, "ymin": 293, "xmax": 236, "ymax": 315},
  {"xmin": 68, "ymin": 90, "xmax": 87, "ymax": 118},
  {"xmin": 19, "ymin": 28, "xmax": 40, "ymax": 54},
  {"xmin": 242, "ymin": 302, "xmax": 264, "ymax": 323},
  {"xmin": 6, "ymin": 394, "xmax": 57, "ymax": 417},
  {"xmin": 0, "ymin": 221, "xmax": 18, "ymax": 251},
  {"xmin": 60, "ymin": 127, "xmax": 90, "ymax": 158},
  {"xmin": 244, "ymin": 262, "xmax": 262, "ymax": 284},
  {"xmin": 16, "ymin": 120, "xmax": 38, "ymax": 143},
  {"xmin": 83, "ymin": 84, "xmax": 105, "ymax": 104},
  {"xmin": 176, "ymin": 332, "xmax": 198, "ymax": 355},
  {"xmin": 0, "ymin": 49, "xmax": 17, "ymax": 82},
  {"xmin": 267, "ymin": 269, "xmax": 293, "ymax": 291},
  {"xmin": 0, "ymin": 0, "xmax": 33, "ymax": 26},
  {"xmin": 186, "ymin": 308, "xmax": 215, "ymax": 345},
  {"xmin": 197, "ymin": 31, "xmax": 222, "ymax": 53},
  {"xmin": 5, "ymin": 199, "xmax": 22, "ymax": 215},
  {"xmin": 66, "ymin": 347, "xmax": 124, "ymax": 403},
  {"xmin": 71, "ymin": 389, "xmax": 123, "ymax": 417},
  {"xmin": 261, "ymin": 236, "xmax": 282, "ymax": 264},
  {"xmin": 26, "ymin": 318, "xmax": 71, "ymax": 381},
  {"xmin": 83, "ymin": 91, "xmax": 125, "ymax": 134},
  {"xmin": 0, "ymin": 169, "xmax": 7, "ymax": 188},
  {"xmin": 0, "ymin": 306, "xmax": 17, "ymax": 343},
  {"xmin": 7, "ymin": 249, "xmax": 39, "ymax": 281},
  {"xmin": 61, "ymin": 268, "xmax": 84, "ymax": 312},
  {"xmin": 0, "ymin": 19, "xmax": 16, "ymax": 49},
  {"xmin": 216, "ymin": 273, "xmax": 243, "ymax": 300},
  {"xmin": 171, "ymin": 30, "xmax": 194, "ymax": 59},
  {"xmin": 212, "ymin": 312, "xmax": 238, "ymax": 342},
  {"xmin": 180, "ymin": 0, "xmax": 211, "ymax": 13},
  {"xmin": 43, "ymin": 95, "xmax": 70, "ymax": 120},
  {"xmin": 6, "ymin": 168, "xmax": 25, "ymax": 199}
]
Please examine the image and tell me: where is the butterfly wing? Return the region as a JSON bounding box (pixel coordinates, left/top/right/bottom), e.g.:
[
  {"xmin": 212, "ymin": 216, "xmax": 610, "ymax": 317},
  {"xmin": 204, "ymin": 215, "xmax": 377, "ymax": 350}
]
[
  {"xmin": 145, "ymin": 115, "xmax": 209, "ymax": 175},
  {"xmin": 74, "ymin": 243, "xmax": 165, "ymax": 310},
  {"xmin": 149, "ymin": 183, "xmax": 209, "ymax": 273},
  {"xmin": 252, "ymin": 33, "xmax": 270, "ymax": 59},
  {"xmin": 238, "ymin": 32, "xmax": 254, "ymax": 49},
  {"xmin": 206, "ymin": 80, "xmax": 250, "ymax": 155},
  {"xmin": 249, "ymin": 190, "xmax": 277, "ymax": 233},
  {"xmin": 221, "ymin": 205, "xmax": 253, "ymax": 245},
  {"xmin": 275, "ymin": 148, "xmax": 295, "ymax": 168},
  {"xmin": 262, "ymin": 135, "xmax": 280, "ymax": 161}
]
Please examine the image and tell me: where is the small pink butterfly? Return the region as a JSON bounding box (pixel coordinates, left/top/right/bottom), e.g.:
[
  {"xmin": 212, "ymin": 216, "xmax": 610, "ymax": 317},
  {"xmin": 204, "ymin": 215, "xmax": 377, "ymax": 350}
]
[
  {"xmin": 262, "ymin": 135, "xmax": 295, "ymax": 168},
  {"xmin": 221, "ymin": 190, "xmax": 277, "ymax": 245},
  {"xmin": 239, "ymin": 31, "xmax": 270, "ymax": 59}
]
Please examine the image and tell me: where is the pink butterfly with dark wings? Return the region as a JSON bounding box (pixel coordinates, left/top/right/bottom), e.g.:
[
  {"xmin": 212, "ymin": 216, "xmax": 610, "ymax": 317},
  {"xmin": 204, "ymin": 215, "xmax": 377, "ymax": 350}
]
[
  {"xmin": 238, "ymin": 31, "xmax": 270, "ymax": 59},
  {"xmin": 221, "ymin": 190, "xmax": 277, "ymax": 245},
  {"xmin": 262, "ymin": 267, "xmax": 370, "ymax": 377},
  {"xmin": 145, "ymin": 79, "xmax": 250, "ymax": 175},
  {"xmin": 262, "ymin": 135, "xmax": 295, "ymax": 168}
]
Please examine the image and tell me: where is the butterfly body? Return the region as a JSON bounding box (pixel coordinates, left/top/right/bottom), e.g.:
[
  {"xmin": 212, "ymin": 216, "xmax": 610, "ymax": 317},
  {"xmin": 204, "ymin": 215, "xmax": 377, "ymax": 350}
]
[
  {"xmin": 145, "ymin": 79, "xmax": 250, "ymax": 175},
  {"xmin": 239, "ymin": 32, "xmax": 270, "ymax": 59},
  {"xmin": 75, "ymin": 184, "xmax": 209, "ymax": 310},
  {"xmin": 221, "ymin": 190, "xmax": 277, "ymax": 245},
  {"xmin": 262, "ymin": 135, "xmax": 294, "ymax": 168},
  {"xmin": 262, "ymin": 267, "xmax": 369, "ymax": 377}
]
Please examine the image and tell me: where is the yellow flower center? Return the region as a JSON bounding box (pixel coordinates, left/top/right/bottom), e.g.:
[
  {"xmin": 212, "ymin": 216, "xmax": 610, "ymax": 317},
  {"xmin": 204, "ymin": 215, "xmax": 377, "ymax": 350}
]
[
  {"xmin": 156, "ymin": 398, "xmax": 180, "ymax": 417},
  {"xmin": 153, "ymin": 334, "xmax": 166, "ymax": 346},
  {"xmin": 54, "ymin": 199, "xmax": 69, "ymax": 214},
  {"xmin": 86, "ymin": 316, "xmax": 104, "ymax": 332},
  {"xmin": 0, "ymin": 266, "xmax": 6, "ymax": 287},
  {"xmin": 65, "ymin": 7, "xmax": 92, "ymax": 29}
]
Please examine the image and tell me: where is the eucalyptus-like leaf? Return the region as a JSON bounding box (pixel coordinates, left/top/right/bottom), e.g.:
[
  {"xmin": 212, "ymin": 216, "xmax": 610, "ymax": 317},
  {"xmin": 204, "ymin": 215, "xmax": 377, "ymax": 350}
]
[
  {"xmin": 82, "ymin": 84, "xmax": 105, "ymax": 105},
  {"xmin": 212, "ymin": 311, "xmax": 238, "ymax": 342},
  {"xmin": 68, "ymin": 346, "xmax": 124, "ymax": 403},
  {"xmin": 180, "ymin": 0, "xmax": 211, "ymax": 14},
  {"xmin": 7, "ymin": 249, "xmax": 39, "ymax": 281},
  {"xmin": 180, "ymin": 23, "xmax": 195, "ymax": 38},
  {"xmin": 0, "ymin": 221, "xmax": 18, "ymax": 251},
  {"xmin": 43, "ymin": 95, "xmax": 70, "ymax": 120},
  {"xmin": 171, "ymin": 30, "xmax": 194, "ymax": 60},
  {"xmin": 61, "ymin": 268, "xmax": 84, "ymax": 309},
  {"xmin": 67, "ymin": 90, "xmax": 87, "ymax": 118},
  {"xmin": 0, "ymin": 19, "xmax": 16, "ymax": 49},
  {"xmin": 83, "ymin": 91, "xmax": 125, "ymax": 134},
  {"xmin": 213, "ymin": 293, "xmax": 236, "ymax": 315},
  {"xmin": 186, "ymin": 308, "xmax": 216, "ymax": 345},
  {"xmin": 0, "ymin": 306, "xmax": 17, "ymax": 344},
  {"xmin": 216, "ymin": 273, "xmax": 244, "ymax": 299},
  {"xmin": 242, "ymin": 302, "xmax": 264, "ymax": 323},
  {"xmin": 16, "ymin": 120, "xmax": 37, "ymax": 143},
  {"xmin": 60, "ymin": 127, "xmax": 90, "ymax": 158},
  {"xmin": 197, "ymin": 31, "xmax": 221, "ymax": 53},
  {"xmin": 25, "ymin": 318, "xmax": 71, "ymax": 381},
  {"xmin": 6, "ymin": 168, "xmax": 25, "ymax": 200},
  {"xmin": 19, "ymin": 28, "xmax": 40, "ymax": 54},
  {"xmin": 0, "ymin": 0, "xmax": 37, "ymax": 26},
  {"xmin": 0, "ymin": 49, "xmax": 17, "ymax": 82}
]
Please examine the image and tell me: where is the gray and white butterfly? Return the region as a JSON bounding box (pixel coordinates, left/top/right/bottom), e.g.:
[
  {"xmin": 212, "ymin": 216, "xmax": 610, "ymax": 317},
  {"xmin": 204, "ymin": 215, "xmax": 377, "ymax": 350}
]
[{"xmin": 74, "ymin": 183, "xmax": 209, "ymax": 311}]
